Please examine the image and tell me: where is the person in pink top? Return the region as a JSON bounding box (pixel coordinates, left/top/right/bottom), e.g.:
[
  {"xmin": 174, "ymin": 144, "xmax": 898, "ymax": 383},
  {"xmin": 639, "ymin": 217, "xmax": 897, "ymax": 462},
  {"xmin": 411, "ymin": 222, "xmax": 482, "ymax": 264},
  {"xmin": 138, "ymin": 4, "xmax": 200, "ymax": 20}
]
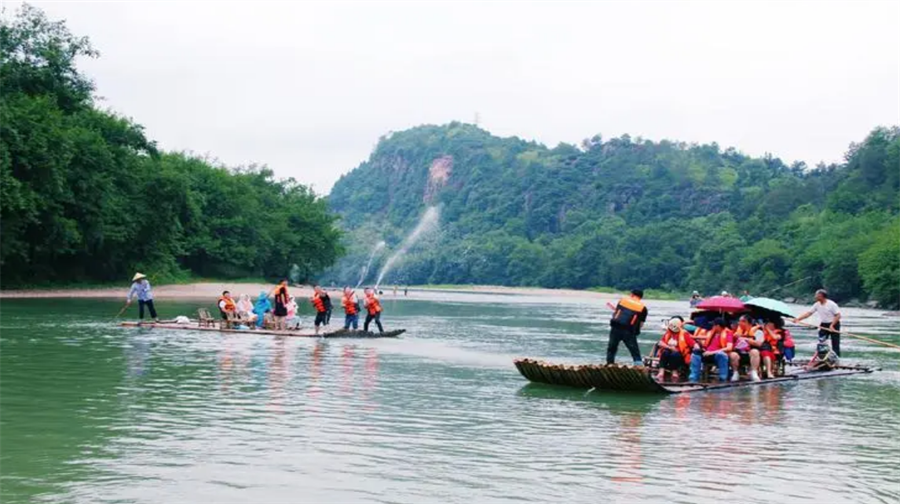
[{"xmin": 688, "ymin": 318, "xmax": 733, "ymax": 382}]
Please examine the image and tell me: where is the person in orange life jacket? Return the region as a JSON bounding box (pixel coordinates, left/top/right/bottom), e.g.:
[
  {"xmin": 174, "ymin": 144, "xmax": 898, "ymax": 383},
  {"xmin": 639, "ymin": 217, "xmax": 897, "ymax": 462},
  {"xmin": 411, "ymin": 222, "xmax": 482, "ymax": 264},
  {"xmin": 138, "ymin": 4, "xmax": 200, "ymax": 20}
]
[
  {"xmin": 688, "ymin": 318, "xmax": 733, "ymax": 382},
  {"xmin": 606, "ymin": 289, "xmax": 648, "ymax": 366},
  {"xmin": 218, "ymin": 291, "xmax": 237, "ymax": 320},
  {"xmin": 342, "ymin": 286, "xmax": 360, "ymax": 330},
  {"xmin": 271, "ymin": 279, "xmax": 290, "ymax": 331},
  {"xmin": 363, "ymin": 288, "xmax": 384, "ymax": 333},
  {"xmin": 656, "ymin": 316, "xmax": 695, "ymax": 382},
  {"xmin": 730, "ymin": 315, "xmax": 762, "ymax": 382},
  {"xmin": 778, "ymin": 318, "xmax": 796, "ymax": 362},
  {"xmin": 795, "ymin": 288, "xmax": 842, "ymax": 356},
  {"xmin": 758, "ymin": 320, "xmax": 783, "ymax": 379},
  {"xmin": 311, "ymin": 285, "xmax": 331, "ymax": 335}
]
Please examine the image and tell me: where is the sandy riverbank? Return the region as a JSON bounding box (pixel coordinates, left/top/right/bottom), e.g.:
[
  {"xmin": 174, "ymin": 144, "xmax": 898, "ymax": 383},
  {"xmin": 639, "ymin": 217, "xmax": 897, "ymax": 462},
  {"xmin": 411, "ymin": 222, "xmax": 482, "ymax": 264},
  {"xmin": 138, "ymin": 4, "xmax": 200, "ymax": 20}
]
[{"xmin": 0, "ymin": 283, "xmax": 621, "ymax": 300}]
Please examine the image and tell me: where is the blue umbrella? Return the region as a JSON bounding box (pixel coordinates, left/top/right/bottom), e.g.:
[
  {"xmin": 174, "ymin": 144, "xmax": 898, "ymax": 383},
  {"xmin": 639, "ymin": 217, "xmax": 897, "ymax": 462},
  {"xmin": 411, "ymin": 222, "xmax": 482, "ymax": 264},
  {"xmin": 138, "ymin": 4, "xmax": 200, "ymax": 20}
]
[{"xmin": 745, "ymin": 297, "xmax": 795, "ymax": 318}]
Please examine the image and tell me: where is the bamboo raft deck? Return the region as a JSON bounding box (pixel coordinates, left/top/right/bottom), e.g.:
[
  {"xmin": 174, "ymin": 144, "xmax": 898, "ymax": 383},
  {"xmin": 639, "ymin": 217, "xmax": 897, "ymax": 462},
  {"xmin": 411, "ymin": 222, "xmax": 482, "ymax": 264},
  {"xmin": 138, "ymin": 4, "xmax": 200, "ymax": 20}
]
[
  {"xmin": 513, "ymin": 358, "xmax": 876, "ymax": 395},
  {"xmin": 119, "ymin": 321, "xmax": 405, "ymax": 339}
]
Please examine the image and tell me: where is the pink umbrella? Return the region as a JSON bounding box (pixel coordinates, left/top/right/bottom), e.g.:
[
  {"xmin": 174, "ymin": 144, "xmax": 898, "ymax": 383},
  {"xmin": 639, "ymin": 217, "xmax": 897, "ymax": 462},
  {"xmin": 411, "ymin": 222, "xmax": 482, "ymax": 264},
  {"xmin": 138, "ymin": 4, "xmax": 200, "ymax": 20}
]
[{"xmin": 696, "ymin": 296, "xmax": 746, "ymax": 312}]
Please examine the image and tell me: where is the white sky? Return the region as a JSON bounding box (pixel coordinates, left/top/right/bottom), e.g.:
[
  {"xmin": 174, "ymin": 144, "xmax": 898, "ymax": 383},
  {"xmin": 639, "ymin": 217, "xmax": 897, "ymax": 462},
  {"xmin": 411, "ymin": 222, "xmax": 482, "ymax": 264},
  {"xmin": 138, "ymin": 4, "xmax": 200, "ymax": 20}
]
[{"xmin": 15, "ymin": 1, "xmax": 900, "ymax": 193}]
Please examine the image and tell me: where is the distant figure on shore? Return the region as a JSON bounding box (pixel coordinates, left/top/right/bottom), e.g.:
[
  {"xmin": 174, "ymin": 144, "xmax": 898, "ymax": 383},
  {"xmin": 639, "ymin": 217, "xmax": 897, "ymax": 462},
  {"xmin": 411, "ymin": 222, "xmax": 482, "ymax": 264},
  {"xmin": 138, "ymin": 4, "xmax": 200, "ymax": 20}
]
[
  {"xmin": 796, "ymin": 289, "xmax": 842, "ymax": 356},
  {"xmin": 689, "ymin": 291, "xmax": 702, "ymax": 308},
  {"xmin": 126, "ymin": 273, "xmax": 159, "ymax": 322},
  {"xmin": 364, "ymin": 288, "xmax": 385, "ymax": 333},
  {"xmin": 342, "ymin": 286, "xmax": 360, "ymax": 330},
  {"xmin": 393, "ymin": 285, "xmax": 398, "ymax": 296},
  {"xmin": 271, "ymin": 279, "xmax": 290, "ymax": 331},
  {"xmin": 606, "ymin": 289, "xmax": 648, "ymax": 366},
  {"xmin": 404, "ymin": 286, "xmax": 408, "ymax": 297}
]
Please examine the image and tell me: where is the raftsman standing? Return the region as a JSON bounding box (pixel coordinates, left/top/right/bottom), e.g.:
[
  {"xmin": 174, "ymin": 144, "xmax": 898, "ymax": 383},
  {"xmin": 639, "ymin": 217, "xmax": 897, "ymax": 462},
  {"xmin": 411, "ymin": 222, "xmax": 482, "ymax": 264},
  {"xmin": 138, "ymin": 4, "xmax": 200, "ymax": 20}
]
[
  {"xmin": 606, "ymin": 289, "xmax": 648, "ymax": 366},
  {"xmin": 126, "ymin": 273, "xmax": 159, "ymax": 322},
  {"xmin": 796, "ymin": 289, "xmax": 842, "ymax": 356}
]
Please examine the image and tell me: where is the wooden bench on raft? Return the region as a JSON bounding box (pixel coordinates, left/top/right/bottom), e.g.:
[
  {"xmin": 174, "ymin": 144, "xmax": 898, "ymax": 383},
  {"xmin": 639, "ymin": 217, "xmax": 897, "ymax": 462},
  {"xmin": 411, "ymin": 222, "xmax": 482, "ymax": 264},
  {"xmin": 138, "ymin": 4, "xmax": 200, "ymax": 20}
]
[{"xmin": 197, "ymin": 308, "xmax": 217, "ymax": 328}]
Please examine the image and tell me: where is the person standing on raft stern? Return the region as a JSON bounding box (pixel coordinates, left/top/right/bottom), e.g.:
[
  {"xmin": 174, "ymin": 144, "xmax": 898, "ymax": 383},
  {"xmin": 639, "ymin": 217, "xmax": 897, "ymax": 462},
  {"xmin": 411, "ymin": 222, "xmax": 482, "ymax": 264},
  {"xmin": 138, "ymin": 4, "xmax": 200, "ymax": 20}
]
[
  {"xmin": 342, "ymin": 286, "xmax": 360, "ymax": 330},
  {"xmin": 795, "ymin": 289, "xmax": 842, "ymax": 356},
  {"xmin": 311, "ymin": 285, "xmax": 330, "ymax": 335},
  {"xmin": 606, "ymin": 289, "xmax": 648, "ymax": 366},
  {"xmin": 363, "ymin": 288, "xmax": 384, "ymax": 333},
  {"xmin": 271, "ymin": 279, "xmax": 290, "ymax": 331},
  {"xmin": 126, "ymin": 273, "xmax": 159, "ymax": 322}
]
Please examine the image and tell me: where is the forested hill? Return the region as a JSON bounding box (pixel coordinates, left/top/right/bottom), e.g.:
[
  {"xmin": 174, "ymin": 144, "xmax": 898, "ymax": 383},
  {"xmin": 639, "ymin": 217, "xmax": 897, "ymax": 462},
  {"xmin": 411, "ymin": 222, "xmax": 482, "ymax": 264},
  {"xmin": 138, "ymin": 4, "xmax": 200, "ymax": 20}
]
[
  {"xmin": 0, "ymin": 6, "xmax": 343, "ymax": 286},
  {"xmin": 326, "ymin": 123, "xmax": 899, "ymax": 307}
]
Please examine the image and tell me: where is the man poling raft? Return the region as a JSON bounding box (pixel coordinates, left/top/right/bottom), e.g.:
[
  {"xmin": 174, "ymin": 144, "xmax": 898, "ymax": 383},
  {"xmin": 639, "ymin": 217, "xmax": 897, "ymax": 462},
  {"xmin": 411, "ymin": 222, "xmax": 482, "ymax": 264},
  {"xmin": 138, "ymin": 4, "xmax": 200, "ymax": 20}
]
[
  {"xmin": 605, "ymin": 289, "xmax": 648, "ymax": 366},
  {"xmin": 795, "ymin": 288, "xmax": 842, "ymax": 356},
  {"xmin": 124, "ymin": 273, "xmax": 159, "ymax": 322}
]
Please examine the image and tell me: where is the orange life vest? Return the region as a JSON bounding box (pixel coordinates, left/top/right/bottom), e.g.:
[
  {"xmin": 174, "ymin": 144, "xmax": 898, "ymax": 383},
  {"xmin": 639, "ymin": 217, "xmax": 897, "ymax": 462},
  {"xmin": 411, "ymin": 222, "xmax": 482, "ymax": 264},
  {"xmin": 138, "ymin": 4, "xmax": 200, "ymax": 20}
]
[
  {"xmin": 365, "ymin": 295, "xmax": 382, "ymax": 315},
  {"xmin": 660, "ymin": 330, "xmax": 692, "ymax": 363},
  {"xmin": 274, "ymin": 284, "xmax": 289, "ymax": 305},
  {"xmin": 218, "ymin": 296, "xmax": 236, "ymax": 313},
  {"xmin": 734, "ymin": 324, "xmax": 759, "ymax": 339},
  {"xmin": 342, "ymin": 294, "xmax": 358, "ymax": 315},
  {"xmin": 763, "ymin": 328, "xmax": 782, "ymax": 354},
  {"xmin": 706, "ymin": 328, "xmax": 732, "ymax": 351},
  {"xmin": 611, "ymin": 296, "xmax": 646, "ymax": 328},
  {"xmin": 311, "ymin": 292, "xmax": 327, "ymax": 313}
]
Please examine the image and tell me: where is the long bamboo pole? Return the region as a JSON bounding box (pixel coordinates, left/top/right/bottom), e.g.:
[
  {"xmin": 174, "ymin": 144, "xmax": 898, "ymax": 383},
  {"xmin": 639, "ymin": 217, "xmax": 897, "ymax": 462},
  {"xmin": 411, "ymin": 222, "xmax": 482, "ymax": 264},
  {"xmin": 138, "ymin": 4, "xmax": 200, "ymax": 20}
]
[{"xmin": 792, "ymin": 320, "xmax": 900, "ymax": 350}]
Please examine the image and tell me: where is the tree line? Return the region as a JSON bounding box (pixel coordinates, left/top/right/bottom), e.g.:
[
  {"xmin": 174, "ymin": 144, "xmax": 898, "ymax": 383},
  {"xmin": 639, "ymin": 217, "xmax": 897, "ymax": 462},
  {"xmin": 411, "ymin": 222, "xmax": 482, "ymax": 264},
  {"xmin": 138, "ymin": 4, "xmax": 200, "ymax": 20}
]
[
  {"xmin": 0, "ymin": 5, "xmax": 343, "ymax": 287},
  {"xmin": 327, "ymin": 123, "xmax": 899, "ymax": 307}
]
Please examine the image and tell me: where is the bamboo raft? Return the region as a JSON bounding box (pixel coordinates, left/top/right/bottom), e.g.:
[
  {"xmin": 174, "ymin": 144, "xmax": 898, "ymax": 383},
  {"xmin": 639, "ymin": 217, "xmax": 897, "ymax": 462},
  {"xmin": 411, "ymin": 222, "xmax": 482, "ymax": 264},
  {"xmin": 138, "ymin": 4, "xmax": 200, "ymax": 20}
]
[
  {"xmin": 513, "ymin": 358, "xmax": 877, "ymax": 394},
  {"xmin": 119, "ymin": 321, "xmax": 405, "ymax": 339}
]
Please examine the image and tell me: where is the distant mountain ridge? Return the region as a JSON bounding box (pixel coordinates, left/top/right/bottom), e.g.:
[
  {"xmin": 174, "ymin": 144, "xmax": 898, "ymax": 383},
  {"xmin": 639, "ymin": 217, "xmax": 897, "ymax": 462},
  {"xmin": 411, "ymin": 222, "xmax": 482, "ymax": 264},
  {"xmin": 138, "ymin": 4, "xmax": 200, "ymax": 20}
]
[{"xmin": 325, "ymin": 123, "xmax": 899, "ymax": 307}]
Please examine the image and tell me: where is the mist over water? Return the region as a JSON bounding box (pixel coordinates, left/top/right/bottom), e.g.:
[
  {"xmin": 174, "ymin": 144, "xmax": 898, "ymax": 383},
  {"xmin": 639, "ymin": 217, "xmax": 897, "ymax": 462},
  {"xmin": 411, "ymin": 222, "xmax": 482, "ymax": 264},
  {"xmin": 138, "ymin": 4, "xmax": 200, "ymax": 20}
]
[
  {"xmin": 356, "ymin": 241, "xmax": 386, "ymax": 289},
  {"xmin": 375, "ymin": 206, "xmax": 440, "ymax": 288}
]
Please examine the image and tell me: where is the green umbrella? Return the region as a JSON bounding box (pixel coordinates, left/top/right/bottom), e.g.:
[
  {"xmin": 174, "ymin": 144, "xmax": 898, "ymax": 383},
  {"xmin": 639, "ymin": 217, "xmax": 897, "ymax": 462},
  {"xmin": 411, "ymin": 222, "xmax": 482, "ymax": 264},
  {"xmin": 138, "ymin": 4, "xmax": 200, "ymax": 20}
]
[{"xmin": 745, "ymin": 297, "xmax": 795, "ymax": 318}]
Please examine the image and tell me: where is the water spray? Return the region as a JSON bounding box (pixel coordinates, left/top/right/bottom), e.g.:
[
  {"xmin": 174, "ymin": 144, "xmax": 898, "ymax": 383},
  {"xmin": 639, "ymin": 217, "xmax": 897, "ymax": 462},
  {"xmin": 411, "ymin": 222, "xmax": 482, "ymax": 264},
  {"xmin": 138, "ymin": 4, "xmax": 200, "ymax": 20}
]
[
  {"xmin": 355, "ymin": 241, "xmax": 386, "ymax": 289},
  {"xmin": 375, "ymin": 206, "xmax": 440, "ymax": 289}
]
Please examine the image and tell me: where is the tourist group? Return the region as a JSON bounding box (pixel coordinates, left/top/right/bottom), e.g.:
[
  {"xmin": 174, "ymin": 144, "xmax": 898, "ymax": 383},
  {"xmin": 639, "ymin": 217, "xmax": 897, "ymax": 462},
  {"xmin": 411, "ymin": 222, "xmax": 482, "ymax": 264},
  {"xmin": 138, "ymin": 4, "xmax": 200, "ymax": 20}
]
[
  {"xmin": 606, "ymin": 288, "xmax": 843, "ymax": 383},
  {"xmin": 126, "ymin": 274, "xmax": 388, "ymax": 334}
]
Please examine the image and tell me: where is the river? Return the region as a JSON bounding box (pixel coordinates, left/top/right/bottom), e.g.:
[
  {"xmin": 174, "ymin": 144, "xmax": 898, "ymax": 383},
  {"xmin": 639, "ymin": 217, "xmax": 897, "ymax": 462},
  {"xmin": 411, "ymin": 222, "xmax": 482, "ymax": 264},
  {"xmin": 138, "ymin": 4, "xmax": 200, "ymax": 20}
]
[{"xmin": 1, "ymin": 292, "xmax": 898, "ymax": 503}]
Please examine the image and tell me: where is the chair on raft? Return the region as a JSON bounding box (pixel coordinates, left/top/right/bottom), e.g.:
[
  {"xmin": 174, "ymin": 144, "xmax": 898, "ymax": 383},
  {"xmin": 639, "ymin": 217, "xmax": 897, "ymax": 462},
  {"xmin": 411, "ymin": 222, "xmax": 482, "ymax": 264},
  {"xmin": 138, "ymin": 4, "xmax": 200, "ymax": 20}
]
[{"xmin": 197, "ymin": 308, "xmax": 217, "ymax": 328}]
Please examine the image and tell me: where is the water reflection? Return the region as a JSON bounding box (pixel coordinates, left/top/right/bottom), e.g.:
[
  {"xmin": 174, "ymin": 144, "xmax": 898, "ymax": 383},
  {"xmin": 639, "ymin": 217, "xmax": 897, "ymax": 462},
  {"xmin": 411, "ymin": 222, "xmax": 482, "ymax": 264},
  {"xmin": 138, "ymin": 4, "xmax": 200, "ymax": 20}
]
[{"xmin": 0, "ymin": 296, "xmax": 896, "ymax": 504}]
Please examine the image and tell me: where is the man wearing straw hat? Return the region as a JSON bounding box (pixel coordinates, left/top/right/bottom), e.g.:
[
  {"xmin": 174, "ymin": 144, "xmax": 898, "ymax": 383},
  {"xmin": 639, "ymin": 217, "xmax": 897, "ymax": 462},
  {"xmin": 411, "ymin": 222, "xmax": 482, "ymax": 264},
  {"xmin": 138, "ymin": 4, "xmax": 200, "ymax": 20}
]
[{"xmin": 126, "ymin": 273, "xmax": 159, "ymax": 322}]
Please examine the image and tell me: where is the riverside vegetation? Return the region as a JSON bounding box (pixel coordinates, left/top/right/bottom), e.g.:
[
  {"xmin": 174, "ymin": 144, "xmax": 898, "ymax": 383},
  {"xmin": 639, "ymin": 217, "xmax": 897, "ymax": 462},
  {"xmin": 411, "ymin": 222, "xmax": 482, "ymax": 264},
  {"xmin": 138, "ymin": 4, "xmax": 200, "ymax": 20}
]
[
  {"xmin": 0, "ymin": 5, "xmax": 343, "ymax": 286},
  {"xmin": 327, "ymin": 125, "xmax": 898, "ymax": 307},
  {"xmin": 2, "ymin": 6, "xmax": 897, "ymax": 308}
]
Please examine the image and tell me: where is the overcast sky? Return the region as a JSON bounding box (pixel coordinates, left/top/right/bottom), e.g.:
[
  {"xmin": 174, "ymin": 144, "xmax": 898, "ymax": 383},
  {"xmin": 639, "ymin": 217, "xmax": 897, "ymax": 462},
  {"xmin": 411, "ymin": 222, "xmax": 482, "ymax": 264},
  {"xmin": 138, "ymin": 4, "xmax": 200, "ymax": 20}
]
[{"xmin": 18, "ymin": 1, "xmax": 900, "ymax": 193}]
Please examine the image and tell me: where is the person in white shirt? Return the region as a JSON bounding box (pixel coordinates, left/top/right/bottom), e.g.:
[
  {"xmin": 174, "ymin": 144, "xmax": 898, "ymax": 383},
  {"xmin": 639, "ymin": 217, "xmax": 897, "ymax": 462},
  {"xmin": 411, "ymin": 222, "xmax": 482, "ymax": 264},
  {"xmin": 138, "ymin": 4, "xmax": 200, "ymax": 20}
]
[{"xmin": 796, "ymin": 289, "xmax": 843, "ymax": 356}]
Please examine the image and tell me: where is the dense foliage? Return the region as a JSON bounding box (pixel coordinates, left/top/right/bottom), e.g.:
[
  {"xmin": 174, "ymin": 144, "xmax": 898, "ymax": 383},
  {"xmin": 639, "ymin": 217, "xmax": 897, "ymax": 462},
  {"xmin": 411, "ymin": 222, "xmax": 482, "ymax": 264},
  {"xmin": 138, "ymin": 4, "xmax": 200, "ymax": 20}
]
[
  {"xmin": 328, "ymin": 123, "xmax": 899, "ymax": 307},
  {"xmin": 0, "ymin": 6, "xmax": 342, "ymax": 286}
]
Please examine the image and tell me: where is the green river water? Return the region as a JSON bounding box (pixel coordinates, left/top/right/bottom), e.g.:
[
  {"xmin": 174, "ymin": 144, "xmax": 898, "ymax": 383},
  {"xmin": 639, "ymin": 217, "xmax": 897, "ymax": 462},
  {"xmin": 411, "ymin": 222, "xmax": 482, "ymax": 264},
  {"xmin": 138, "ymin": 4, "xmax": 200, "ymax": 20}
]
[{"xmin": 1, "ymin": 292, "xmax": 899, "ymax": 503}]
